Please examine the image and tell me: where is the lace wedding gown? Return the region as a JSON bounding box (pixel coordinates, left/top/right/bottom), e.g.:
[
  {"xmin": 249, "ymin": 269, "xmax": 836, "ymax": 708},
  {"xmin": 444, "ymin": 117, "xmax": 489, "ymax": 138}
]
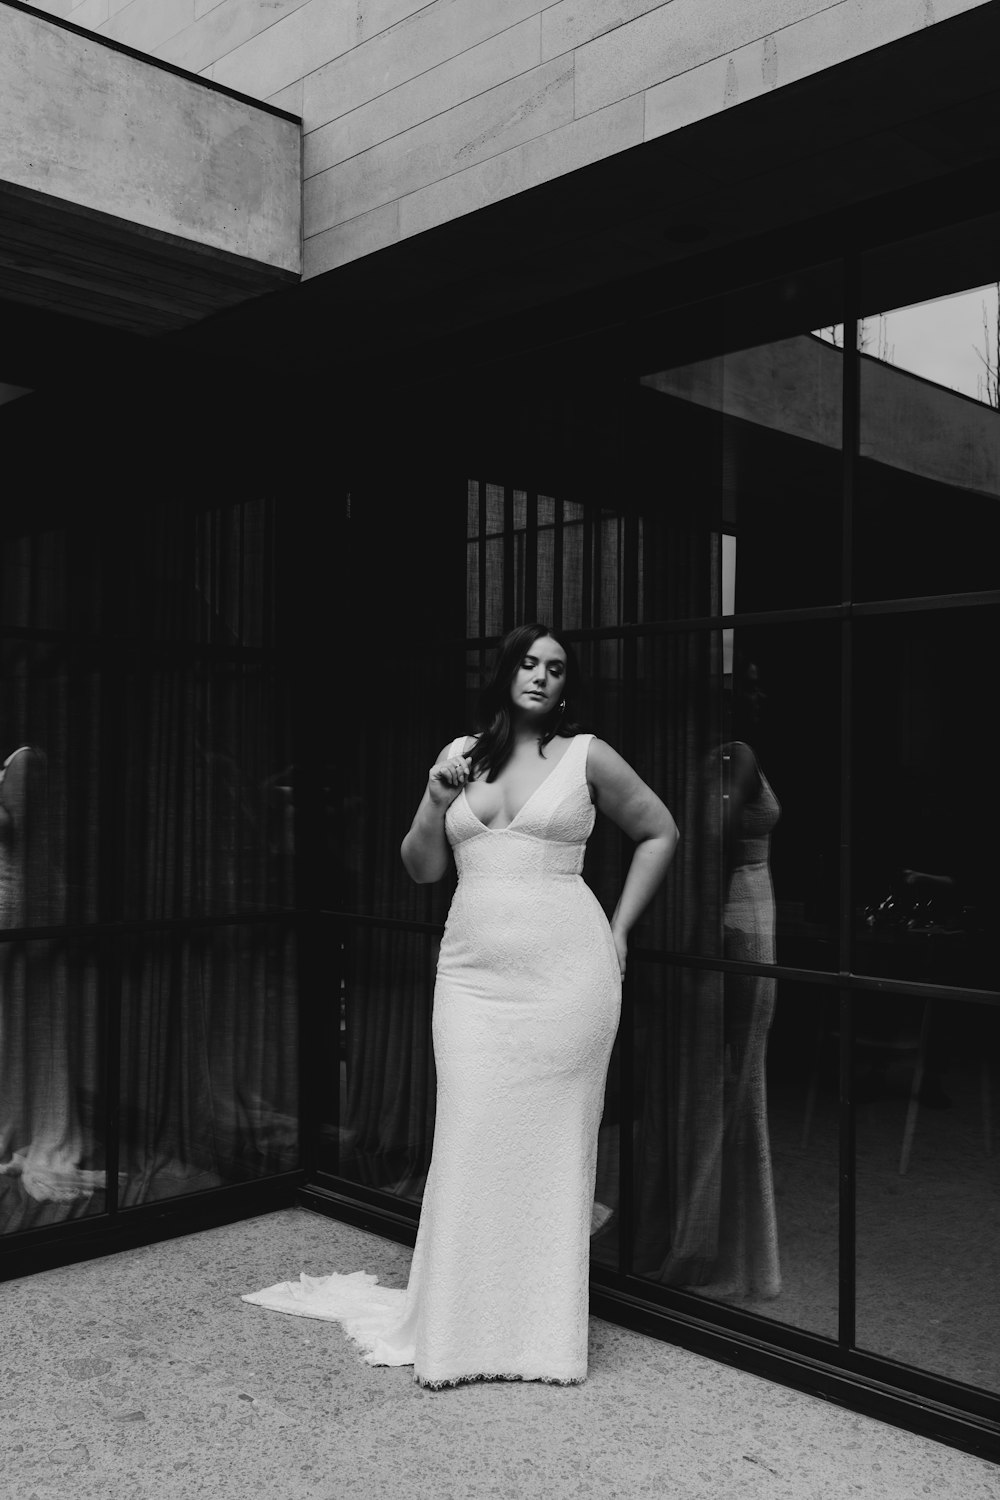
[{"xmin": 244, "ymin": 732, "xmax": 622, "ymax": 1387}]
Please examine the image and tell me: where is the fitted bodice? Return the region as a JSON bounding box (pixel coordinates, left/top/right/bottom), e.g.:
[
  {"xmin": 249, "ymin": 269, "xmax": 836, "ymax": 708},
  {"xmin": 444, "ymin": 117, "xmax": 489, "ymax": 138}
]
[{"xmin": 444, "ymin": 734, "xmax": 596, "ymax": 879}]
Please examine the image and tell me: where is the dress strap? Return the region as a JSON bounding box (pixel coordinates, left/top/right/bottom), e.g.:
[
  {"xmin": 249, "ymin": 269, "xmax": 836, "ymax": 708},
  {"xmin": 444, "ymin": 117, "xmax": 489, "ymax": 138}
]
[
  {"xmin": 571, "ymin": 730, "xmax": 594, "ymax": 762},
  {"xmin": 446, "ymin": 735, "xmax": 471, "ymax": 758}
]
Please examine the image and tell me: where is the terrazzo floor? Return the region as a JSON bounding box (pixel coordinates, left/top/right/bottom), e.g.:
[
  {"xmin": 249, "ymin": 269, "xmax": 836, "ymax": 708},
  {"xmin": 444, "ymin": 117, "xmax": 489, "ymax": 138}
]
[{"xmin": 2, "ymin": 1207, "xmax": 997, "ymax": 1500}]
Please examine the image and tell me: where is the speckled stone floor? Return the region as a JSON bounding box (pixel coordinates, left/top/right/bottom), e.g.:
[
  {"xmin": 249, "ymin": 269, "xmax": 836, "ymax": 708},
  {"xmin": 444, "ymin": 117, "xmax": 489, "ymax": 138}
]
[{"xmin": 3, "ymin": 1207, "xmax": 997, "ymax": 1500}]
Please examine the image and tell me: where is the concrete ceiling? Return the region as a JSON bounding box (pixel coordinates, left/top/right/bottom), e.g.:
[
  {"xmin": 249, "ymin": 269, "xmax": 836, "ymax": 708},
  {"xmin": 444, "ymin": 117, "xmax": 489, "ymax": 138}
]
[
  {"xmin": 169, "ymin": 0, "xmax": 1000, "ymax": 383},
  {"xmin": 1, "ymin": 1, "xmax": 999, "ymax": 392},
  {"xmin": 0, "ymin": 1, "xmax": 299, "ymax": 347}
]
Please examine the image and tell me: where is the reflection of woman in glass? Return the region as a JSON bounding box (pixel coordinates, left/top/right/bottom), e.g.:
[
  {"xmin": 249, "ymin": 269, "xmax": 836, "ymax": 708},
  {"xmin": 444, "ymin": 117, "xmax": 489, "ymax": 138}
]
[
  {"xmin": 0, "ymin": 744, "xmax": 101, "ymax": 1205},
  {"xmin": 637, "ymin": 658, "xmax": 780, "ymax": 1301},
  {"xmin": 711, "ymin": 659, "xmax": 781, "ymax": 1298},
  {"xmin": 0, "ymin": 745, "xmax": 44, "ymax": 926},
  {"xmin": 245, "ymin": 623, "xmax": 678, "ymax": 1387},
  {"xmin": 0, "ymin": 746, "xmax": 48, "ymax": 1186}
]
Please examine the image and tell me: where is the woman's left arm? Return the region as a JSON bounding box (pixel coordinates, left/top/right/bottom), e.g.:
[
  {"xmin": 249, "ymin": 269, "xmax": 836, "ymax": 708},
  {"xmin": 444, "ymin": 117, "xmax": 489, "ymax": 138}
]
[{"xmin": 588, "ymin": 738, "xmax": 679, "ymax": 977}]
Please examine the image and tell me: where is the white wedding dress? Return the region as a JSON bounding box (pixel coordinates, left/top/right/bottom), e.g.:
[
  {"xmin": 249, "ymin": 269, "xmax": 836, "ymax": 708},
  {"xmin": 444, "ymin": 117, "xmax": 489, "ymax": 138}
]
[{"xmin": 244, "ymin": 732, "xmax": 622, "ymax": 1387}]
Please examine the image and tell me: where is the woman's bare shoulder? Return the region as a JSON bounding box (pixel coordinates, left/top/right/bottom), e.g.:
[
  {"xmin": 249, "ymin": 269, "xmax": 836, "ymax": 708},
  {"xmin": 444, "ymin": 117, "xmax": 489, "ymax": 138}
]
[{"xmin": 585, "ymin": 736, "xmax": 627, "ymax": 775}]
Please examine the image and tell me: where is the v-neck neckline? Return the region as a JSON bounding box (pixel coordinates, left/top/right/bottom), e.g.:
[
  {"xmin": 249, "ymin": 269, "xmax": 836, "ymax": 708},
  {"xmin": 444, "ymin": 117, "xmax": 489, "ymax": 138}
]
[{"xmin": 461, "ymin": 735, "xmax": 580, "ymax": 832}]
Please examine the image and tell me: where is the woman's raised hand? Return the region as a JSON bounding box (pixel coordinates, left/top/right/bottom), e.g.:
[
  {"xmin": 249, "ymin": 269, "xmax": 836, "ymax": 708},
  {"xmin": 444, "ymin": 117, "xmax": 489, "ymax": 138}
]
[{"xmin": 428, "ymin": 754, "xmax": 472, "ymax": 809}]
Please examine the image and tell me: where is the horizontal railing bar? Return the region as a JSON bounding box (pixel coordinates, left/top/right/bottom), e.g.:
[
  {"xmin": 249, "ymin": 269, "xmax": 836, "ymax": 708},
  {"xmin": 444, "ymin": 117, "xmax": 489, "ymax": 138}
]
[
  {"xmin": 0, "ymin": 908, "xmax": 301, "ymax": 944},
  {"xmin": 317, "ymin": 912, "xmax": 999, "ymax": 1006}
]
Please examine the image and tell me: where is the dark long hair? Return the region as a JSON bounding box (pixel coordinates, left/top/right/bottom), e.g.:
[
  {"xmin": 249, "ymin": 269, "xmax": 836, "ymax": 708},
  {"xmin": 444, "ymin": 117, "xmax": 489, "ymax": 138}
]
[{"xmin": 469, "ymin": 623, "xmax": 583, "ymax": 782}]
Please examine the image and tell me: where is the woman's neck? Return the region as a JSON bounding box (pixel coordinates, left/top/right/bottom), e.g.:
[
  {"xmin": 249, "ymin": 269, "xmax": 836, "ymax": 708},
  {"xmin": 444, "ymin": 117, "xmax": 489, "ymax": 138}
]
[{"xmin": 511, "ymin": 718, "xmax": 545, "ymax": 750}]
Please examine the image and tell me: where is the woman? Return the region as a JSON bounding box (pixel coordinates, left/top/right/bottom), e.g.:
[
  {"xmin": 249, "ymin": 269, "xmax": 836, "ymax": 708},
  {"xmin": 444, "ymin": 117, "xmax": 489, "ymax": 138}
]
[{"xmin": 245, "ymin": 624, "xmax": 677, "ymax": 1387}]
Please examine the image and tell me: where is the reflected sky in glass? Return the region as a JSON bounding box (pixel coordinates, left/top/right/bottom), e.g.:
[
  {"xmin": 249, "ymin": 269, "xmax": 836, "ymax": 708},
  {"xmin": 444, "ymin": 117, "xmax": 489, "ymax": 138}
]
[
  {"xmin": 815, "ymin": 283, "xmax": 1000, "ymax": 405},
  {"xmin": 873, "ymin": 285, "xmax": 999, "ymax": 403}
]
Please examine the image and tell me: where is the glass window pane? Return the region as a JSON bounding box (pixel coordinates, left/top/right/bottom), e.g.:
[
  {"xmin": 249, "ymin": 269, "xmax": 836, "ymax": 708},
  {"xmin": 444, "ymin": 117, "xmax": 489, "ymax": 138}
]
[
  {"xmin": 329, "ymin": 925, "xmax": 437, "ymax": 1200},
  {"xmin": 627, "ymin": 624, "xmax": 838, "ymax": 973},
  {"xmin": 855, "ymin": 993, "xmax": 1000, "ymax": 1387},
  {"xmin": 731, "ymin": 625, "xmax": 840, "ymax": 972},
  {"xmin": 1, "ymin": 644, "xmax": 102, "ymax": 926},
  {"xmin": 637, "ymin": 267, "xmax": 844, "ymax": 615},
  {"xmin": 122, "ymin": 661, "xmax": 293, "ymax": 920},
  {"xmin": 853, "ymin": 606, "xmax": 997, "ymax": 992},
  {"xmin": 632, "ymin": 960, "xmax": 838, "ymax": 1339},
  {"xmin": 120, "ymin": 924, "xmax": 298, "ymax": 1206},
  {"xmin": 857, "ymin": 221, "xmax": 1000, "ymax": 601},
  {"xmin": 333, "ymin": 647, "xmax": 462, "ymax": 925},
  {"xmin": 1, "ymin": 528, "xmax": 68, "ymax": 633},
  {"xmin": 113, "ymin": 499, "xmax": 279, "ymax": 647},
  {"xmin": 0, "ymin": 936, "xmax": 105, "ymax": 1234}
]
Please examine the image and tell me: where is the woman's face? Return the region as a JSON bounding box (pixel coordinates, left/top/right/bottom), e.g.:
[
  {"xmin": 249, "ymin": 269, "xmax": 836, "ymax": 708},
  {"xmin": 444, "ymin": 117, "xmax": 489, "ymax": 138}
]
[{"xmin": 510, "ymin": 636, "xmax": 567, "ymax": 719}]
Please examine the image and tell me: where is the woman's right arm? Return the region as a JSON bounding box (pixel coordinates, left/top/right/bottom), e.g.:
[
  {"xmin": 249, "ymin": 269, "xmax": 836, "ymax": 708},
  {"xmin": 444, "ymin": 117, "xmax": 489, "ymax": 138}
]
[{"xmin": 400, "ymin": 742, "xmax": 471, "ymax": 884}]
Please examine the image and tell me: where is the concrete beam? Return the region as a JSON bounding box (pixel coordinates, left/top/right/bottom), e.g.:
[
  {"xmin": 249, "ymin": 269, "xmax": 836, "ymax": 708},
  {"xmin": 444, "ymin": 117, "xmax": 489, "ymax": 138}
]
[{"xmin": 0, "ymin": 2, "xmax": 300, "ymax": 331}]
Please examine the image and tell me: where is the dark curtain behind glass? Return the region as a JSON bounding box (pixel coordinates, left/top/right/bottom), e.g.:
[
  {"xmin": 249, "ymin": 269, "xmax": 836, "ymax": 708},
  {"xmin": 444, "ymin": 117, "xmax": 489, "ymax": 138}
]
[
  {"xmin": 332, "ymin": 418, "xmax": 725, "ymax": 1208},
  {"xmin": 1, "ymin": 527, "xmax": 104, "ymax": 1226},
  {"xmin": 1, "ymin": 482, "xmax": 298, "ymax": 1233},
  {"xmin": 329, "ymin": 477, "xmax": 464, "ymax": 1194}
]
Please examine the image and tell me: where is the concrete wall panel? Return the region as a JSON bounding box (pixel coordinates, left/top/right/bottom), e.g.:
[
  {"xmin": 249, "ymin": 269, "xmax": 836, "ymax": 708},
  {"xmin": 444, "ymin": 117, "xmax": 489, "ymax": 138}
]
[
  {"xmin": 1, "ymin": 5, "xmax": 300, "ymax": 272},
  {"xmin": 72, "ymin": 0, "xmax": 111, "ymax": 28},
  {"xmin": 62, "ymin": 0, "xmax": 994, "ymax": 280},
  {"xmin": 357, "ymin": 0, "xmax": 442, "ymax": 45},
  {"xmin": 398, "ymin": 92, "xmax": 645, "ymax": 243},
  {"xmin": 303, "ymin": 0, "xmax": 545, "ymax": 129},
  {"xmin": 304, "ymin": 55, "xmax": 574, "ymax": 239},
  {"xmin": 541, "ymin": 0, "xmax": 679, "ymax": 61},
  {"xmin": 644, "ymin": 0, "xmax": 991, "ymax": 141},
  {"xmin": 574, "ymin": 0, "xmax": 839, "ymax": 119},
  {"xmin": 303, "ymin": 90, "xmax": 645, "ymax": 276},
  {"xmin": 304, "ymin": 18, "xmax": 541, "ymax": 180},
  {"xmin": 209, "ymin": 1, "xmax": 356, "ymax": 102},
  {"xmin": 268, "ymin": 77, "xmax": 305, "ymax": 116},
  {"xmin": 303, "ymin": 199, "xmax": 401, "ymax": 279},
  {"xmin": 102, "ymin": 0, "xmax": 195, "ymax": 54},
  {"xmin": 156, "ymin": 0, "xmax": 315, "ymax": 77}
]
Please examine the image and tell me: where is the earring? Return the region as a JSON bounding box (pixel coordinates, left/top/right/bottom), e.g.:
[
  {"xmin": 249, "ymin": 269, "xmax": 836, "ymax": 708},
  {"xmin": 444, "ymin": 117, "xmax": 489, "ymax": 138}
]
[{"xmin": 559, "ymin": 699, "xmax": 566, "ymax": 714}]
